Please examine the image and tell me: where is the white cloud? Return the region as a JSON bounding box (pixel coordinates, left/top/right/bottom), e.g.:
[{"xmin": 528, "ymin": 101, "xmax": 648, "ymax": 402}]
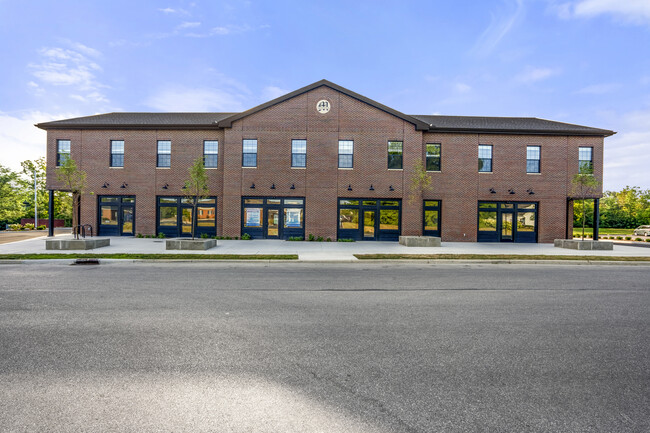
[
  {"xmin": 158, "ymin": 7, "xmax": 188, "ymax": 15},
  {"xmin": 28, "ymin": 43, "xmax": 109, "ymax": 106},
  {"xmin": 177, "ymin": 21, "xmax": 201, "ymax": 30},
  {"xmin": 472, "ymin": 0, "xmax": 525, "ymax": 56},
  {"xmin": 576, "ymin": 83, "xmax": 620, "ymax": 94},
  {"xmin": 454, "ymin": 83, "xmax": 472, "ymax": 94},
  {"xmin": 261, "ymin": 86, "xmax": 289, "ymax": 100},
  {"xmin": 603, "ymin": 109, "xmax": 650, "ymax": 190},
  {"xmin": 553, "ymin": 0, "xmax": 650, "ymax": 25},
  {"xmin": 515, "ymin": 66, "xmax": 560, "ymax": 83},
  {"xmin": 0, "ymin": 111, "xmax": 79, "ymax": 172},
  {"xmin": 145, "ymin": 87, "xmax": 248, "ymax": 112}
]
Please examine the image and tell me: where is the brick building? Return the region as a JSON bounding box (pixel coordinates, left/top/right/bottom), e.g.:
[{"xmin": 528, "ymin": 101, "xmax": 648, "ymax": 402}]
[{"xmin": 39, "ymin": 80, "xmax": 614, "ymax": 242}]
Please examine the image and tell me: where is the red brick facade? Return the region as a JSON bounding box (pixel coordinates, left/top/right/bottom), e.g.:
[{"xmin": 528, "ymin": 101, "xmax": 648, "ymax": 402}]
[{"xmin": 43, "ymin": 82, "xmax": 608, "ymax": 242}]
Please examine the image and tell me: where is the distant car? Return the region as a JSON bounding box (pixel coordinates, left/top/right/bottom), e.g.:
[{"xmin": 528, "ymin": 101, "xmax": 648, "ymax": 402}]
[{"xmin": 633, "ymin": 225, "xmax": 650, "ymax": 236}]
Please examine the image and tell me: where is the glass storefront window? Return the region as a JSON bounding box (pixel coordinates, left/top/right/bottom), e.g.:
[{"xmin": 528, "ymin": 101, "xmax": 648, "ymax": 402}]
[
  {"xmin": 517, "ymin": 212, "xmax": 536, "ymax": 232},
  {"xmin": 101, "ymin": 197, "xmax": 118, "ymax": 203},
  {"xmin": 424, "ymin": 210, "xmax": 439, "ymax": 231},
  {"xmin": 158, "ymin": 207, "xmax": 177, "ymax": 227},
  {"xmin": 159, "ymin": 197, "xmax": 177, "ymax": 204},
  {"xmin": 339, "ymin": 199, "xmax": 359, "ymax": 206},
  {"xmin": 363, "ymin": 200, "xmax": 376, "ymax": 206},
  {"xmin": 284, "ymin": 199, "xmax": 304, "ymax": 205},
  {"xmin": 380, "ymin": 200, "xmax": 399, "ymax": 207},
  {"xmin": 198, "ymin": 198, "xmax": 215, "ymax": 204},
  {"xmin": 182, "ymin": 198, "xmax": 194, "ymax": 205},
  {"xmin": 245, "ymin": 198, "xmax": 263, "ymax": 204},
  {"xmin": 197, "ymin": 207, "xmax": 215, "ymax": 227},
  {"xmin": 244, "ymin": 208, "xmax": 263, "ymax": 227},
  {"xmin": 479, "ymin": 211, "xmax": 497, "ymax": 231},
  {"xmin": 501, "ymin": 203, "xmax": 514, "ymax": 209},
  {"xmin": 181, "ymin": 208, "xmax": 193, "ymax": 233},
  {"xmin": 122, "ymin": 197, "xmax": 135, "ymax": 203},
  {"xmin": 518, "ymin": 203, "xmax": 536, "ymax": 210},
  {"xmin": 100, "ymin": 206, "xmax": 118, "ymax": 225},
  {"xmin": 267, "ymin": 198, "xmax": 281, "ymax": 205},
  {"xmin": 380, "ymin": 209, "xmax": 399, "ymax": 230},
  {"xmin": 424, "ymin": 200, "xmax": 439, "ymax": 207},
  {"xmin": 284, "ymin": 208, "xmax": 303, "ymax": 228},
  {"xmin": 479, "ymin": 202, "xmax": 497, "ymax": 209},
  {"xmin": 339, "ymin": 209, "xmax": 359, "ymax": 229}
]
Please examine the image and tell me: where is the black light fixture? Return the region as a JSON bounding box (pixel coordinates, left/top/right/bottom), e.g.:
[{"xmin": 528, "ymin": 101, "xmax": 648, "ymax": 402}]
[
  {"xmin": 162, "ymin": 183, "xmax": 168, "ymax": 190},
  {"xmin": 489, "ymin": 188, "xmax": 496, "ymax": 194},
  {"xmin": 527, "ymin": 188, "xmax": 535, "ymax": 195},
  {"xmin": 347, "ymin": 184, "xmax": 352, "ymax": 191},
  {"xmin": 369, "ymin": 184, "xmax": 374, "ymax": 191},
  {"xmin": 250, "ymin": 183, "xmax": 256, "ymax": 189},
  {"xmin": 102, "ymin": 182, "xmax": 109, "ymax": 188},
  {"xmin": 270, "ymin": 183, "xmax": 276, "ymax": 190},
  {"xmin": 120, "ymin": 182, "xmax": 128, "ymax": 189},
  {"xmin": 290, "ymin": 183, "xmax": 295, "ymax": 190},
  {"xmin": 389, "ymin": 185, "xmax": 394, "ymax": 191},
  {"xmin": 182, "ymin": 185, "xmax": 187, "ymax": 190},
  {"xmin": 508, "ymin": 189, "xmax": 515, "ymax": 194}
]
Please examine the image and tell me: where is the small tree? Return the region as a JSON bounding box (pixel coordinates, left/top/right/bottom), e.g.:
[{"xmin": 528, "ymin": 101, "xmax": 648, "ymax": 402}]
[
  {"xmin": 183, "ymin": 158, "xmax": 210, "ymax": 239},
  {"xmin": 56, "ymin": 158, "xmax": 86, "ymax": 239},
  {"xmin": 571, "ymin": 167, "xmax": 601, "ymax": 240},
  {"xmin": 408, "ymin": 159, "xmax": 432, "ymax": 205}
]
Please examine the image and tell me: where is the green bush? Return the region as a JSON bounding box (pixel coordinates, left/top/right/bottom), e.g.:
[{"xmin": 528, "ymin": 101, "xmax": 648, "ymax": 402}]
[
  {"xmin": 8, "ymin": 224, "xmax": 22, "ymax": 231},
  {"xmin": 234, "ymin": 236, "xmax": 239, "ymax": 240},
  {"xmin": 316, "ymin": 236, "xmax": 324, "ymax": 242},
  {"xmin": 241, "ymin": 233, "xmax": 252, "ymax": 240},
  {"xmin": 646, "ymin": 239, "xmax": 650, "ymax": 242},
  {"xmin": 337, "ymin": 238, "xmax": 355, "ymax": 242},
  {"xmin": 625, "ymin": 236, "xmax": 632, "ymax": 241},
  {"xmin": 616, "ymin": 236, "xmax": 623, "ymax": 240},
  {"xmin": 288, "ymin": 236, "xmax": 303, "ymax": 241},
  {"xmin": 37, "ymin": 225, "xmax": 46, "ymax": 230},
  {"xmin": 200, "ymin": 233, "xmax": 209, "ymax": 239},
  {"xmin": 136, "ymin": 233, "xmax": 144, "ymax": 238},
  {"xmin": 326, "ymin": 237, "xmax": 332, "ymax": 242},
  {"xmin": 308, "ymin": 233, "xmax": 315, "ymax": 241},
  {"xmin": 157, "ymin": 232, "xmax": 166, "ymax": 239},
  {"xmin": 634, "ymin": 238, "xmax": 643, "ymax": 242},
  {"xmin": 23, "ymin": 223, "xmax": 35, "ymax": 230}
]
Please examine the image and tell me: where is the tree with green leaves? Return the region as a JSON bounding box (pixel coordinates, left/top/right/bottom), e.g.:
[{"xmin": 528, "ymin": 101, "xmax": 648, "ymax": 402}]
[
  {"xmin": 56, "ymin": 158, "xmax": 87, "ymax": 239},
  {"xmin": 408, "ymin": 159, "xmax": 432, "ymax": 205},
  {"xmin": 19, "ymin": 157, "xmax": 48, "ymax": 222},
  {"xmin": 183, "ymin": 158, "xmax": 210, "ymax": 239},
  {"xmin": 571, "ymin": 168, "xmax": 601, "ymax": 240},
  {"xmin": 0, "ymin": 164, "xmax": 23, "ymax": 226}
]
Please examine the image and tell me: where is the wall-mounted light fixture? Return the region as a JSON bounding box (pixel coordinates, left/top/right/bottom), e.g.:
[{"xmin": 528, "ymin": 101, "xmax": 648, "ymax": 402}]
[
  {"xmin": 162, "ymin": 183, "xmax": 168, "ymax": 190},
  {"xmin": 120, "ymin": 183, "xmax": 128, "ymax": 189},
  {"xmin": 508, "ymin": 189, "xmax": 515, "ymax": 194},
  {"xmin": 250, "ymin": 183, "xmax": 255, "ymax": 189},
  {"xmin": 369, "ymin": 184, "xmax": 374, "ymax": 191},
  {"xmin": 489, "ymin": 188, "xmax": 496, "ymax": 194},
  {"xmin": 527, "ymin": 188, "xmax": 535, "ymax": 195},
  {"xmin": 270, "ymin": 183, "xmax": 276, "ymax": 190},
  {"xmin": 347, "ymin": 184, "xmax": 352, "ymax": 191},
  {"xmin": 389, "ymin": 185, "xmax": 394, "ymax": 191},
  {"xmin": 101, "ymin": 182, "xmax": 109, "ymax": 188},
  {"xmin": 290, "ymin": 183, "xmax": 295, "ymax": 190}
]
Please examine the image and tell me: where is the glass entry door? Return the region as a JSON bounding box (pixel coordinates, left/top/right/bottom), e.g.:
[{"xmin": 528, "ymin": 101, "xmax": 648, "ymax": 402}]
[
  {"xmin": 267, "ymin": 208, "xmax": 279, "ymax": 238},
  {"xmin": 122, "ymin": 207, "xmax": 134, "ymax": 235},
  {"xmin": 98, "ymin": 196, "xmax": 135, "ymax": 236},
  {"xmin": 501, "ymin": 212, "xmax": 514, "ymax": 242},
  {"xmin": 363, "ymin": 210, "xmax": 376, "ymax": 239}
]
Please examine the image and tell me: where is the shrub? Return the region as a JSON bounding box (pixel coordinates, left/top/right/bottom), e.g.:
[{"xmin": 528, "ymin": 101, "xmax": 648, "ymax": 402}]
[
  {"xmin": 136, "ymin": 233, "xmax": 144, "ymax": 238},
  {"xmin": 316, "ymin": 236, "xmax": 324, "ymax": 242},
  {"xmin": 8, "ymin": 223, "xmax": 22, "ymax": 231},
  {"xmin": 288, "ymin": 236, "xmax": 303, "ymax": 241},
  {"xmin": 616, "ymin": 236, "xmax": 623, "ymax": 240},
  {"xmin": 634, "ymin": 238, "xmax": 643, "ymax": 242},
  {"xmin": 646, "ymin": 239, "xmax": 650, "ymax": 242},
  {"xmin": 337, "ymin": 238, "xmax": 355, "ymax": 242},
  {"xmin": 157, "ymin": 232, "xmax": 166, "ymax": 239},
  {"xmin": 225, "ymin": 236, "xmax": 232, "ymax": 240},
  {"xmin": 37, "ymin": 225, "xmax": 46, "ymax": 230},
  {"xmin": 308, "ymin": 233, "xmax": 315, "ymax": 241},
  {"xmin": 326, "ymin": 237, "xmax": 332, "ymax": 242},
  {"xmin": 234, "ymin": 236, "xmax": 239, "ymax": 240},
  {"xmin": 241, "ymin": 233, "xmax": 252, "ymax": 240},
  {"xmin": 625, "ymin": 236, "xmax": 632, "ymax": 241},
  {"xmin": 200, "ymin": 233, "xmax": 209, "ymax": 239},
  {"xmin": 23, "ymin": 223, "xmax": 35, "ymax": 230}
]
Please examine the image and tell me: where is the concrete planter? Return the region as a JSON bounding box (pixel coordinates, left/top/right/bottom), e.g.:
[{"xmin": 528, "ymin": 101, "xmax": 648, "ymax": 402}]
[
  {"xmin": 554, "ymin": 239, "xmax": 613, "ymax": 250},
  {"xmin": 165, "ymin": 238, "xmax": 217, "ymax": 250},
  {"xmin": 399, "ymin": 236, "xmax": 441, "ymax": 247},
  {"xmin": 46, "ymin": 238, "xmax": 110, "ymax": 250}
]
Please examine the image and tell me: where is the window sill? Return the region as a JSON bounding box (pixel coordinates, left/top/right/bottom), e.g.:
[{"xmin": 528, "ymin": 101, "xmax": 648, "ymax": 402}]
[
  {"xmin": 109, "ymin": 166, "xmax": 124, "ymax": 169},
  {"xmin": 156, "ymin": 167, "xmax": 171, "ymax": 169},
  {"xmin": 526, "ymin": 172, "xmax": 541, "ymax": 175},
  {"xmin": 242, "ymin": 166, "xmax": 257, "ymax": 169},
  {"xmin": 291, "ymin": 167, "xmax": 306, "ymax": 169},
  {"xmin": 478, "ymin": 171, "xmax": 493, "ymax": 174},
  {"xmin": 205, "ymin": 167, "xmax": 219, "ymax": 170},
  {"xmin": 338, "ymin": 167, "xmax": 354, "ymax": 170},
  {"xmin": 387, "ymin": 169, "xmax": 403, "ymax": 171},
  {"xmin": 426, "ymin": 170, "xmax": 441, "ymax": 173}
]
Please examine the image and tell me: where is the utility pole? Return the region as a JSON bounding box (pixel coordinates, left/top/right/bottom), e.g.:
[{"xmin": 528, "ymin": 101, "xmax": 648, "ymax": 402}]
[{"xmin": 34, "ymin": 168, "xmax": 38, "ymax": 228}]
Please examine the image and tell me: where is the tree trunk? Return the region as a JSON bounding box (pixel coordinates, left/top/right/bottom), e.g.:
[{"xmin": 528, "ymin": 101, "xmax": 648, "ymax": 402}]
[{"xmin": 72, "ymin": 192, "xmax": 79, "ymax": 239}]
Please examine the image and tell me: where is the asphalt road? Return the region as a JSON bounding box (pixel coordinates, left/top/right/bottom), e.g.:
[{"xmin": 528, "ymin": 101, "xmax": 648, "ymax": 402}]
[{"xmin": 0, "ymin": 262, "xmax": 648, "ymax": 433}]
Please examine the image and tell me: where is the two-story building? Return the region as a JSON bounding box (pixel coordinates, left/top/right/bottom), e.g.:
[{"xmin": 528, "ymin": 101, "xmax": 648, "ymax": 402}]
[{"xmin": 38, "ymin": 79, "xmax": 614, "ymax": 242}]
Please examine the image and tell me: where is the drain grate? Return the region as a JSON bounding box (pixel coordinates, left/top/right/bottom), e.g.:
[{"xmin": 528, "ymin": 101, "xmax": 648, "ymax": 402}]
[{"xmin": 73, "ymin": 258, "xmax": 100, "ymax": 265}]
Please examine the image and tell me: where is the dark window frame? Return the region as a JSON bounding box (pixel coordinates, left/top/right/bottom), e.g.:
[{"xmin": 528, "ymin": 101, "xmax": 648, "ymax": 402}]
[
  {"xmin": 338, "ymin": 140, "xmax": 354, "ymax": 169},
  {"xmin": 478, "ymin": 144, "xmax": 493, "ymax": 172},
  {"xmin": 242, "ymin": 139, "xmax": 257, "ymax": 167},
  {"xmin": 337, "ymin": 198, "xmax": 401, "ymax": 241},
  {"xmin": 477, "ymin": 201, "xmax": 538, "ymax": 243},
  {"xmin": 110, "ymin": 140, "xmax": 125, "ymax": 168},
  {"xmin": 578, "ymin": 146, "xmax": 593, "ymax": 174},
  {"xmin": 387, "ymin": 140, "xmax": 403, "ymax": 170},
  {"xmin": 156, "ymin": 195, "xmax": 217, "ymax": 238},
  {"xmin": 56, "ymin": 139, "xmax": 71, "ymax": 166},
  {"xmin": 204, "ymin": 140, "xmax": 219, "ymax": 168},
  {"xmin": 426, "ymin": 143, "xmax": 441, "ymax": 172},
  {"xmin": 241, "ymin": 197, "xmax": 305, "ymax": 240},
  {"xmin": 526, "ymin": 145, "xmax": 540, "ymax": 173},
  {"xmin": 291, "ymin": 139, "xmax": 307, "ymax": 168},
  {"xmin": 423, "ymin": 200, "xmax": 441, "ymax": 237},
  {"xmin": 157, "ymin": 140, "xmax": 171, "ymax": 168}
]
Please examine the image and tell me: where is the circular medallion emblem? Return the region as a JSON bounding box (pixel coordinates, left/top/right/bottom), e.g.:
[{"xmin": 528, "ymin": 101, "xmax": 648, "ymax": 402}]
[{"xmin": 316, "ymin": 99, "xmax": 331, "ymax": 114}]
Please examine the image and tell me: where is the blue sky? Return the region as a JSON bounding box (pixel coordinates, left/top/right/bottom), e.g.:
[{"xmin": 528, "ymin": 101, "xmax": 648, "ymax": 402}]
[{"xmin": 1, "ymin": 0, "xmax": 649, "ymax": 190}]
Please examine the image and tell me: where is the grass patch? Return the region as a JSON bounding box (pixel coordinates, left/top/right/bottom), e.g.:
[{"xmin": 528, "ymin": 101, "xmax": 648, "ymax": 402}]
[
  {"xmin": 0, "ymin": 253, "xmax": 298, "ymax": 260},
  {"xmin": 354, "ymin": 254, "xmax": 650, "ymax": 261},
  {"xmin": 573, "ymin": 228, "xmax": 635, "ymax": 236}
]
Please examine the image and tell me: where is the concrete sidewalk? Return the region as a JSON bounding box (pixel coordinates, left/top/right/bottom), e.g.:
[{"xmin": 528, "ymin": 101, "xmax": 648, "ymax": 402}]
[{"xmin": 2, "ymin": 232, "xmax": 650, "ymax": 261}]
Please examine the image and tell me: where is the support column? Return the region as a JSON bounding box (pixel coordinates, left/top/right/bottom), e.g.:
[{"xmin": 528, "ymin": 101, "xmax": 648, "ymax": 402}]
[
  {"xmin": 593, "ymin": 198, "xmax": 600, "ymax": 240},
  {"xmin": 48, "ymin": 190, "xmax": 54, "ymax": 237}
]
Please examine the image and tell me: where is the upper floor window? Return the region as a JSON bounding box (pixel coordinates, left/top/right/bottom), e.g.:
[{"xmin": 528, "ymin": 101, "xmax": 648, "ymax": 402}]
[
  {"xmin": 157, "ymin": 140, "xmax": 171, "ymax": 167},
  {"xmin": 578, "ymin": 146, "xmax": 593, "ymax": 173},
  {"xmin": 339, "ymin": 140, "xmax": 353, "ymax": 168},
  {"xmin": 204, "ymin": 140, "xmax": 218, "ymax": 168},
  {"xmin": 291, "ymin": 139, "xmax": 306, "ymax": 168},
  {"xmin": 426, "ymin": 143, "xmax": 441, "ymax": 171},
  {"xmin": 478, "ymin": 145, "xmax": 493, "ymax": 172},
  {"xmin": 110, "ymin": 140, "xmax": 124, "ymax": 167},
  {"xmin": 387, "ymin": 141, "xmax": 403, "ymax": 169},
  {"xmin": 56, "ymin": 139, "xmax": 70, "ymax": 166},
  {"xmin": 242, "ymin": 139, "xmax": 257, "ymax": 167},
  {"xmin": 526, "ymin": 146, "xmax": 540, "ymax": 173}
]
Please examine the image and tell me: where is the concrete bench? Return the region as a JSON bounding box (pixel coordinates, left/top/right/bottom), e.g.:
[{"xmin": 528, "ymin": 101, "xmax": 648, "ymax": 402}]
[
  {"xmin": 46, "ymin": 238, "xmax": 110, "ymax": 250},
  {"xmin": 399, "ymin": 236, "xmax": 441, "ymax": 247},
  {"xmin": 554, "ymin": 239, "xmax": 613, "ymax": 250},
  {"xmin": 166, "ymin": 238, "xmax": 217, "ymax": 250}
]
